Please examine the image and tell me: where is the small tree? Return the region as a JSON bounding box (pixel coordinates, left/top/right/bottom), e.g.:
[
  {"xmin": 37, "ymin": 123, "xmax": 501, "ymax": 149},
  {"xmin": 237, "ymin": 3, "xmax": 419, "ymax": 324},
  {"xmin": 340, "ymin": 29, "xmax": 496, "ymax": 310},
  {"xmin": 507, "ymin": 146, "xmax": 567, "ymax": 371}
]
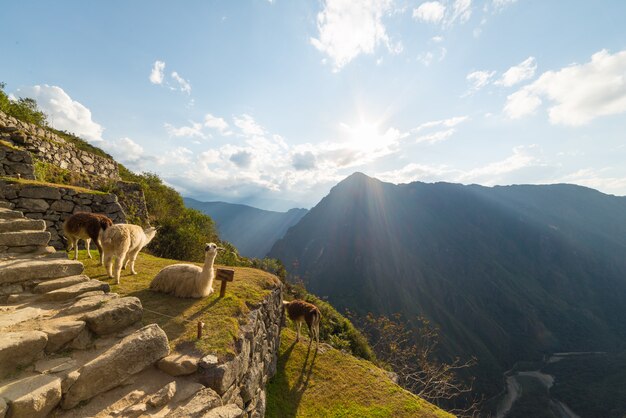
[{"xmin": 357, "ymin": 313, "xmax": 480, "ymax": 416}]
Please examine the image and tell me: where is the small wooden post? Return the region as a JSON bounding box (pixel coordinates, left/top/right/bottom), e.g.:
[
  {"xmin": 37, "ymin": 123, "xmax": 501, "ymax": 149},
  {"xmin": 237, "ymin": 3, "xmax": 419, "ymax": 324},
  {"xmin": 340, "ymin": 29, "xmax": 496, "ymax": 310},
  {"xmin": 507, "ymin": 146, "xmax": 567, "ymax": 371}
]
[
  {"xmin": 216, "ymin": 268, "xmax": 235, "ymax": 298},
  {"xmin": 197, "ymin": 321, "xmax": 205, "ymax": 339}
]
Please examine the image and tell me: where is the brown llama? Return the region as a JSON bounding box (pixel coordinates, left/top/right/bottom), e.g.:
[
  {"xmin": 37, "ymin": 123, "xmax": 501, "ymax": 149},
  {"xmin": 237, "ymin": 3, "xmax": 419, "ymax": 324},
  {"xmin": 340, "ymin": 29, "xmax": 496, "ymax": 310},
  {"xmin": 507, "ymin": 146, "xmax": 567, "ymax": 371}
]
[
  {"xmin": 283, "ymin": 299, "xmax": 321, "ymax": 347},
  {"xmin": 63, "ymin": 212, "xmax": 113, "ymax": 265}
]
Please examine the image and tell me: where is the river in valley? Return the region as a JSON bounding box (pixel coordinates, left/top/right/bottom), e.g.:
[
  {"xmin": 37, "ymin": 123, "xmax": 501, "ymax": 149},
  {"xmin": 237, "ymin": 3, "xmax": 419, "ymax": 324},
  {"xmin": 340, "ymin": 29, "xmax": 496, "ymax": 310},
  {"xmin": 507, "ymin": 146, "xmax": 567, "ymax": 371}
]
[{"xmin": 494, "ymin": 352, "xmax": 606, "ymax": 418}]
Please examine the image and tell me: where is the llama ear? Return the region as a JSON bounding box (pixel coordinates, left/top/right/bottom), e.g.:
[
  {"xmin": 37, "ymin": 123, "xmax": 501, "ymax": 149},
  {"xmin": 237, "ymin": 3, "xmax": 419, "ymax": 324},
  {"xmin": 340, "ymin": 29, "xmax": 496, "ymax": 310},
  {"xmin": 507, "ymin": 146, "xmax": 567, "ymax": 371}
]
[{"xmin": 217, "ymin": 247, "xmax": 225, "ymax": 251}]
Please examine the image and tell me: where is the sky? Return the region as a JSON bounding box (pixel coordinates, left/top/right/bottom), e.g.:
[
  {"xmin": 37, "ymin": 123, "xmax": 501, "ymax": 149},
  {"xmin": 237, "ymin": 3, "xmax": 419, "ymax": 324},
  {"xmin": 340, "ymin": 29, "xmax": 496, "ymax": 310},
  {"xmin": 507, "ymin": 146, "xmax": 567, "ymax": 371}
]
[{"xmin": 2, "ymin": 0, "xmax": 626, "ymax": 211}]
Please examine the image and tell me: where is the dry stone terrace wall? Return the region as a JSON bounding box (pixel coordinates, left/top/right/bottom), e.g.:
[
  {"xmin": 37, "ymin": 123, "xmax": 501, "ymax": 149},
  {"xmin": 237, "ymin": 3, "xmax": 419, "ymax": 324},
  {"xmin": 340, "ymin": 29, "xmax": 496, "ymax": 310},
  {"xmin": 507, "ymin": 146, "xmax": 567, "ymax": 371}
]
[
  {"xmin": 0, "ymin": 110, "xmax": 119, "ymax": 180},
  {"xmin": 0, "ymin": 181, "xmax": 125, "ymax": 249},
  {"xmin": 0, "ymin": 142, "xmax": 36, "ymax": 180},
  {"xmin": 199, "ymin": 287, "xmax": 283, "ymax": 417}
]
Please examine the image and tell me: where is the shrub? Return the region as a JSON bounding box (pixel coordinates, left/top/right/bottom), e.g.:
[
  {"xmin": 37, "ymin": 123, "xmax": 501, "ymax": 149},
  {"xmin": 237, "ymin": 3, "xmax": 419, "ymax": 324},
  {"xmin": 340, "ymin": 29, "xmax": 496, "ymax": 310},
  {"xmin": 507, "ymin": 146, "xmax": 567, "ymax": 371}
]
[{"xmin": 0, "ymin": 82, "xmax": 48, "ymax": 126}]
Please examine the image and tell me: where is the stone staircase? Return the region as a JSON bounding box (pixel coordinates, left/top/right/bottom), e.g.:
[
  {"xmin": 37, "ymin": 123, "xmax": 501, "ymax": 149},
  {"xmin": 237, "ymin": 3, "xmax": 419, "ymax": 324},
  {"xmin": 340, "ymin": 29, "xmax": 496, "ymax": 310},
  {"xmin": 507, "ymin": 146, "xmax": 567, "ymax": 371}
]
[{"xmin": 0, "ymin": 202, "xmax": 244, "ymax": 418}]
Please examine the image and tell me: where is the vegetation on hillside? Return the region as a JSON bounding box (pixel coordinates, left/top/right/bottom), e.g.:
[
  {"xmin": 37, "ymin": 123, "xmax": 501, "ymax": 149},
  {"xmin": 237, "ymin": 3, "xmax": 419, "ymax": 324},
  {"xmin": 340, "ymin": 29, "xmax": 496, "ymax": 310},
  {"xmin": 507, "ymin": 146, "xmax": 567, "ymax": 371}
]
[
  {"xmin": 266, "ymin": 328, "xmax": 451, "ymax": 418},
  {"xmin": 0, "ymin": 82, "xmax": 47, "ymax": 126}
]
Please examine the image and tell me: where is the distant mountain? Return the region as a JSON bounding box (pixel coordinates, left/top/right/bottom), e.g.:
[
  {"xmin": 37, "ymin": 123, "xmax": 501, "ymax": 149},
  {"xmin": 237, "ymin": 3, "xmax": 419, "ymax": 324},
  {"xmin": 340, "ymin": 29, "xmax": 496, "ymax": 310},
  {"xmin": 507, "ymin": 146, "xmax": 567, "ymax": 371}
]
[
  {"xmin": 184, "ymin": 198, "xmax": 308, "ymax": 258},
  {"xmin": 268, "ymin": 172, "xmax": 626, "ymax": 397}
]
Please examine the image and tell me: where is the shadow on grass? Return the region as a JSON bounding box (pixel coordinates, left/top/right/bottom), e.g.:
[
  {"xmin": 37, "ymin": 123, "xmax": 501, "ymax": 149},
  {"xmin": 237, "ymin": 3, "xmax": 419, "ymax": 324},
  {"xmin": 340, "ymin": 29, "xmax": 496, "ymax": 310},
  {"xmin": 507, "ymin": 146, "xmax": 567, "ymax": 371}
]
[
  {"xmin": 126, "ymin": 287, "xmax": 200, "ymax": 344},
  {"xmin": 266, "ymin": 333, "xmax": 319, "ymax": 418}
]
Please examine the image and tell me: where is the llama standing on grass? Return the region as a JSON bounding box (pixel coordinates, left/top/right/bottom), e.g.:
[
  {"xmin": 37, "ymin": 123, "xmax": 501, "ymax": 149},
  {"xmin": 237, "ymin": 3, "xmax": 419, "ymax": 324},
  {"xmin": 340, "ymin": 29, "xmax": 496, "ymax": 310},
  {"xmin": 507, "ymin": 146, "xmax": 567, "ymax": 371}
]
[
  {"xmin": 283, "ymin": 299, "xmax": 321, "ymax": 348},
  {"xmin": 63, "ymin": 212, "xmax": 113, "ymax": 265},
  {"xmin": 100, "ymin": 224, "xmax": 157, "ymax": 284},
  {"xmin": 149, "ymin": 243, "xmax": 221, "ymax": 298}
]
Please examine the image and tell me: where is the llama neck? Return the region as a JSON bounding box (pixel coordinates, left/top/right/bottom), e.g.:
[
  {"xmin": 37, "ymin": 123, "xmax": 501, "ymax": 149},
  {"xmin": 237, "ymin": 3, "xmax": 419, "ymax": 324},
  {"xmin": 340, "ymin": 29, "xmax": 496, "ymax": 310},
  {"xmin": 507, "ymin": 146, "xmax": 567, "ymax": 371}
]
[{"xmin": 199, "ymin": 252, "xmax": 217, "ymax": 284}]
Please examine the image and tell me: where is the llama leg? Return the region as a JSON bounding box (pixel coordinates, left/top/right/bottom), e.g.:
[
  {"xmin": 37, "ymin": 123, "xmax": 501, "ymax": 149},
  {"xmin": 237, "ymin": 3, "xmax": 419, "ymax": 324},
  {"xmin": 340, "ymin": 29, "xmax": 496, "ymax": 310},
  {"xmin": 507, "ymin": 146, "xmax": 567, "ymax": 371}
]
[
  {"xmin": 85, "ymin": 238, "xmax": 92, "ymax": 259},
  {"xmin": 73, "ymin": 238, "xmax": 79, "ymax": 260},
  {"xmin": 96, "ymin": 241, "xmax": 104, "ymax": 266},
  {"xmin": 129, "ymin": 249, "xmax": 140, "ymax": 275},
  {"xmin": 104, "ymin": 254, "xmax": 113, "ymax": 278},
  {"xmin": 296, "ymin": 321, "xmax": 301, "ymax": 342},
  {"xmin": 113, "ymin": 255, "xmax": 124, "ymax": 285}
]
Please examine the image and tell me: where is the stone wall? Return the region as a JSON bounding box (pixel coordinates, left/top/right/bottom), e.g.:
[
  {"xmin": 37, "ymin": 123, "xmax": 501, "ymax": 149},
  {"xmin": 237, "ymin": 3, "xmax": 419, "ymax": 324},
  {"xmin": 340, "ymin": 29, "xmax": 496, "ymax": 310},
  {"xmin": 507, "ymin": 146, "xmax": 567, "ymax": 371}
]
[
  {"xmin": 0, "ymin": 110, "xmax": 119, "ymax": 180},
  {"xmin": 199, "ymin": 286, "xmax": 283, "ymax": 417},
  {"xmin": 0, "ymin": 142, "xmax": 36, "ymax": 180},
  {"xmin": 0, "ymin": 180, "xmax": 126, "ymax": 249}
]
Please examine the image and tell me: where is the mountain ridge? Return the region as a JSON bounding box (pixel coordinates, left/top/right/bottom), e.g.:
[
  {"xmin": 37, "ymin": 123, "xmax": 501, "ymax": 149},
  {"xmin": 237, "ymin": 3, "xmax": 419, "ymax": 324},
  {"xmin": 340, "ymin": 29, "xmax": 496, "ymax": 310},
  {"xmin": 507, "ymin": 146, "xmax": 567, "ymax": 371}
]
[
  {"xmin": 269, "ymin": 173, "xmax": 626, "ymax": 397},
  {"xmin": 184, "ymin": 197, "xmax": 308, "ymax": 258}
]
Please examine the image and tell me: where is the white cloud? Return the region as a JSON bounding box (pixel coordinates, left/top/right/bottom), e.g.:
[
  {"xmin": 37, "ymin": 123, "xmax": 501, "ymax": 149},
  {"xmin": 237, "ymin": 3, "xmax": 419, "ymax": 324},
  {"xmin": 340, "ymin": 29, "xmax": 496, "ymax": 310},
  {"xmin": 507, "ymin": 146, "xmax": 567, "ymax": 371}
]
[
  {"xmin": 16, "ymin": 85, "xmax": 104, "ymax": 142},
  {"xmin": 446, "ymin": 0, "xmax": 472, "ymax": 26},
  {"xmin": 411, "ymin": 115, "xmax": 469, "ymax": 143},
  {"xmin": 413, "ymin": 115, "xmax": 469, "ymax": 131},
  {"xmin": 431, "ymin": 35, "xmax": 444, "ymax": 42},
  {"xmin": 504, "ymin": 49, "xmax": 626, "ymax": 125},
  {"xmin": 413, "ymin": 2, "xmax": 446, "ymax": 23},
  {"xmin": 164, "ymin": 121, "xmax": 206, "ymax": 139},
  {"xmin": 466, "ymin": 70, "xmax": 496, "ymax": 93},
  {"xmin": 459, "ymin": 145, "xmax": 541, "ymax": 182},
  {"xmin": 495, "ymin": 56, "xmax": 537, "ymax": 87},
  {"xmin": 376, "ymin": 145, "xmax": 544, "ymax": 185},
  {"xmin": 310, "ymin": 0, "xmax": 398, "ymax": 71},
  {"xmin": 503, "ymin": 88, "xmax": 542, "ymax": 119},
  {"xmin": 556, "ymin": 168, "xmax": 626, "ymax": 194},
  {"xmin": 234, "ymin": 114, "xmax": 265, "ymax": 136},
  {"xmin": 413, "ymin": 0, "xmax": 472, "ymax": 28},
  {"xmin": 204, "ymin": 113, "xmax": 230, "ymax": 134},
  {"xmin": 168, "ymin": 147, "xmax": 193, "ymax": 164},
  {"xmin": 149, "ymin": 61, "xmax": 165, "ymax": 85},
  {"xmin": 171, "ymin": 71, "xmax": 191, "ymax": 94}
]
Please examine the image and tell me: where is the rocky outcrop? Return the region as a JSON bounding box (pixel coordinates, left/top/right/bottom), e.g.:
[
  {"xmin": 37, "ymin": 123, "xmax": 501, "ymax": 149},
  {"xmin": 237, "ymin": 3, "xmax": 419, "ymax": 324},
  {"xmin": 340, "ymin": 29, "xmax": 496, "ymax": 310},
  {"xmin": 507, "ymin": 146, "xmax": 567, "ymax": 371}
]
[
  {"xmin": 0, "ymin": 181, "xmax": 126, "ymax": 249},
  {"xmin": 0, "ymin": 110, "xmax": 119, "ymax": 180}
]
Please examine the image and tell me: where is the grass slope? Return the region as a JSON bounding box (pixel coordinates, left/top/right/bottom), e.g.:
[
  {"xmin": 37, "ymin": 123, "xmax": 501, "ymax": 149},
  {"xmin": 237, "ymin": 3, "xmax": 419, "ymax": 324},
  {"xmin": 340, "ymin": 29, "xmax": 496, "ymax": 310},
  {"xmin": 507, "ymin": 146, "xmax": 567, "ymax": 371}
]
[
  {"xmin": 79, "ymin": 250, "xmax": 280, "ymax": 358},
  {"xmin": 266, "ymin": 328, "xmax": 452, "ymax": 418},
  {"xmin": 0, "ymin": 176, "xmax": 105, "ymax": 194}
]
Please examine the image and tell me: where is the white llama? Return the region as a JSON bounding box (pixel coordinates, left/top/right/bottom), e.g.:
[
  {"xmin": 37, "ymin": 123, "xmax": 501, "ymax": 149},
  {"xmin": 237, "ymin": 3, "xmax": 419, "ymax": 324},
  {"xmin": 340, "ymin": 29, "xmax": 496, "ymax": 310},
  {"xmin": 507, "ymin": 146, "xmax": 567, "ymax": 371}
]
[
  {"xmin": 149, "ymin": 243, "xmax": 221, "ymax": 298},
  {"xmin": 100, "ymin": 224, "xmax": 158, "ymax": 284}
]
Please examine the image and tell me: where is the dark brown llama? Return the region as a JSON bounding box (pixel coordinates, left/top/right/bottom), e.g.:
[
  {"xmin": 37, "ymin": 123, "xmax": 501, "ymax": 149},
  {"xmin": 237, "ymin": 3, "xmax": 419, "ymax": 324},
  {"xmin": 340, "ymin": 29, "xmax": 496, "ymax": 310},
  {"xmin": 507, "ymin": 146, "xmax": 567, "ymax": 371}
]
[
  {"xmin": 283, "ymin": 299, "xmax": 321, "ymax": 347},
  {"xmin": 63, "ymin": 212, "xmax": 113, "ymax": 265}
]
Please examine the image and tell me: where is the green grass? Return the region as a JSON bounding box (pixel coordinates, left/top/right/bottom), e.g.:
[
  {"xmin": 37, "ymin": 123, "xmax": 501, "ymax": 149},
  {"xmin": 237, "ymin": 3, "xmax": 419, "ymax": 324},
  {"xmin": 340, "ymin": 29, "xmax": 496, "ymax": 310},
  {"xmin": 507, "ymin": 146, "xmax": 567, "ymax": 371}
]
[
  {"xmin": 0, "ymin": 176, "xmax": 105, "ymax": 194},
  {"xmin": 78, "ymin": 250, "xmax": 280, "ymax": 358},
  {"xmin": 266, "ymin": 328, "xmax": 452, "ymax": 418}
]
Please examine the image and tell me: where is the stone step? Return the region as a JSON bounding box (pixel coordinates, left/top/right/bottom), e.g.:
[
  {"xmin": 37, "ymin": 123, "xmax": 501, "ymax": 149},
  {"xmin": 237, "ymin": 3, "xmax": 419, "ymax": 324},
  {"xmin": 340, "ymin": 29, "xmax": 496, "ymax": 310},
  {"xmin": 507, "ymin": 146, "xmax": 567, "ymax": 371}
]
[
  {"xmin": 0, "ymin": 249, "xmax": 66, "ymax": 262},
  {"xmin": 0, "ymin": 306, "xmax": 45, "ymax": 330},
  {"xmin": 0, "ymin": 245, "xmax": 55, "ymax": 256},
  {"xmin": 33, "ymin": 275, "xmax": 90, "ymax": 294},
  {"xmin": 0, "ymin": 230, "xmax": 51, "ymax": 247},
  {"xmin": 61, "ymin": 324, "xmax": 169, "ymax": 409},
  {"xmin": 0, "ymin": 208, "xmax": 24, "ymax": 220},
  {"xmin": 0, "ymin": 331, "xmax": 48, "ymax": 379},
  {"xmin": 42, "ymin": 280, "xmax": 110, "ymax": 302},
  {"xmin": 0, "ymin": 374, "xmax": 62, "ymax": 418},
  {"xmin": 0, "ymin": 218, "xmax": 46, "ymax": 233},
  {"xmin": 82, "ymin": 297, "xmax": 143, "ymax": 336},
  {"xmin": 39, "ymin": 320, "xmax": 88, "ymax": 353},
  {"xmin": 0, "ymin": 201, "xmax": 15, "ymax": 209},
  {"xmin": 0, "ymin": 258, "xmax": 84, "ymax": 285}
]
